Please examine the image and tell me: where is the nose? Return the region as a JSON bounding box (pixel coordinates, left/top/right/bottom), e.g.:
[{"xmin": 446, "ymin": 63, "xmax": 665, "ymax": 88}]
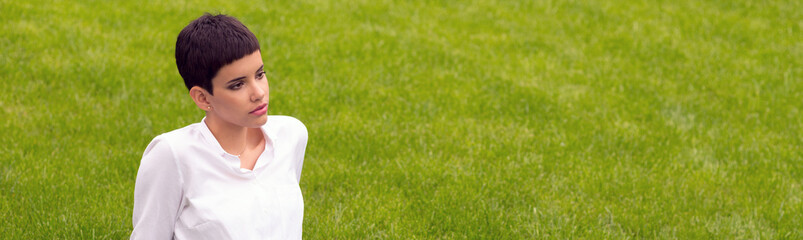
[{"xmin": 250, "ymin": 80, "xmax": 267, "ymax": 102}]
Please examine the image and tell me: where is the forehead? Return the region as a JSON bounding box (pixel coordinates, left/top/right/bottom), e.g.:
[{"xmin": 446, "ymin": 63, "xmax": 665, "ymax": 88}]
[{"xmin": 213, "ymin": 51, "xmax": 263, "ymax": 82}]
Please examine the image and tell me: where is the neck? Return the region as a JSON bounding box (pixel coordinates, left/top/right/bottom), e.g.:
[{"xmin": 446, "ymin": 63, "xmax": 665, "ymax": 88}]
[{"xmin": 204, "ymin": 114, "xmax": 252, "ymax": 155}]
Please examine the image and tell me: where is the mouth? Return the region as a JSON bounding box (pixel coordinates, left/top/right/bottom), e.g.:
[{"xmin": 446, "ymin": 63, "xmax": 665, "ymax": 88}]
[{"xmin": 249, "ymin": 103, "xmax": 268, "ymax": 115}]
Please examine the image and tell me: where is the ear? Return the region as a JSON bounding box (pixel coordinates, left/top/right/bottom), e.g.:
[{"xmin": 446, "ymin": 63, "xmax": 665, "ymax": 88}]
[{"xmin": 189, "ymin": 86, "xmax": 213, "ymax": 111}]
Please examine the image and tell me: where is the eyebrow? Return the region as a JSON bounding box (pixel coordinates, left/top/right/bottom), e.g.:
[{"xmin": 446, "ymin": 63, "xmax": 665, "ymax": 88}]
[{"xmin": 226, "ymin": 65, "xmax": 265, "ymax": 84}]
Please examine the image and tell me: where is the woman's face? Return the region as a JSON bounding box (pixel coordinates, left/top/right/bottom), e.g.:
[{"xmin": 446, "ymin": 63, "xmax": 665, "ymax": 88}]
[{"xmin": 206, "ymin": 50, "xmax": 269, "ymax": 128}]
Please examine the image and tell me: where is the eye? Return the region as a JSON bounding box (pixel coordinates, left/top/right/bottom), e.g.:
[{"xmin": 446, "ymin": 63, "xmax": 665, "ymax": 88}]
[
  {"xmin": 228, "ymin": 81, "xmax": 244, "ymax": 90},
  {"xmin": 256, "ymin": 71, "xmax": 266, "ymax": 80}
]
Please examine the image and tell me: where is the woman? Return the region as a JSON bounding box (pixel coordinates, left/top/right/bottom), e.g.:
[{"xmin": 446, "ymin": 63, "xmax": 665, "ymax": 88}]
[{"xmin": 131, "ymin": 13, "xmax": 308, "ymax": 239}]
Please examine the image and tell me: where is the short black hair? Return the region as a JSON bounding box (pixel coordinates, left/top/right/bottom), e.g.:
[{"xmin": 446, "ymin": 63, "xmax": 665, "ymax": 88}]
[{"xmin": 175, "ymin": 13, "xmax": 260, "ymax": 95}]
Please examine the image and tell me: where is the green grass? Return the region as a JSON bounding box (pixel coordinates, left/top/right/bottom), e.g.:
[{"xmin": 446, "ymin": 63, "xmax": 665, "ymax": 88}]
[{"xmin": 1, "ymin": 0, "xmax": 801, "ymax": 238}]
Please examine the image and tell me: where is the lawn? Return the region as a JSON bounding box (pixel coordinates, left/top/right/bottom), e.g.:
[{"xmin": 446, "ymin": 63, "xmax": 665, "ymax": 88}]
[{"xmin": 1, "ymin": 0, "xmax": 801, "ymax": 238}]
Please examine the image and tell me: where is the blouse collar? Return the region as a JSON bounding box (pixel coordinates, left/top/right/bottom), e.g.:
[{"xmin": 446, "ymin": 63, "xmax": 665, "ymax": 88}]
[{"xmin": 197, "ymin": 117, "xmax": 275, "ymax": 163}]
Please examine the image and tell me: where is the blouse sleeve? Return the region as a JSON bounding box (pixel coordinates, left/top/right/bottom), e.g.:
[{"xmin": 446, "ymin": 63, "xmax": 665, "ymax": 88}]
[
  {"xmin": 131, "ymin": 136, "xmax": 184, "ymax": 239},
  {"xmin": 293, "ymin": 119, "xmax": 309, "ymax": 183}
]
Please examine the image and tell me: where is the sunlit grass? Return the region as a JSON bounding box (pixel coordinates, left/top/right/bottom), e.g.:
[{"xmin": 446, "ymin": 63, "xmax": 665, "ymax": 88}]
[{"xmin": 1, "ymin": 0, "xmax": 801, "ymax": 238}]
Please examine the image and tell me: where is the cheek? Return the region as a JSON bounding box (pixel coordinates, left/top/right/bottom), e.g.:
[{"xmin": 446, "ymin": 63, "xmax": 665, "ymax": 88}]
[{"xmin": 219, "ymin": 95, "xmax": 240, "ymax": 109}]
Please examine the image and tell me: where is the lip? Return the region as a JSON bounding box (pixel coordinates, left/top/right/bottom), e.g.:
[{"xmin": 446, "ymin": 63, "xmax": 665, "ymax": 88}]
[{"xmin": 249, "ymin": 103, "xmax": 268, "ymax": 115}]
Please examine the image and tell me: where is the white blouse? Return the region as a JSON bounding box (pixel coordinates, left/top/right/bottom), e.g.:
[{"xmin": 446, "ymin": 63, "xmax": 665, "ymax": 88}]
[{"xmin": 131, "ymin": 116, "xmax": 308, "ymax": 240}]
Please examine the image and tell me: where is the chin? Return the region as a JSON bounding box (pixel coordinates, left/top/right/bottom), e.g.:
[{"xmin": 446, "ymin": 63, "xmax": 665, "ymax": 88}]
[{"xmin": 251, "ymin": 116, "xmax": 268, "ymax": 127}]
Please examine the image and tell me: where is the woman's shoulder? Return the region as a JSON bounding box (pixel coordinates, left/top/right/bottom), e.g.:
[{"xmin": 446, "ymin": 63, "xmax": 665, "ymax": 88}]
[
  {"xmin": 264, "ymin": 115, "xmax": 307, "ymax": 140},
  {"xmin": 266, "ymin": 115, "xmax": 304, "ymax": 126},
  {"xmin": 266, "ymin": 115, "xmax": 306, "ymax": 131},
  {"xmin": 146, "ymin": 122, "xmax": 206, "ymax": 150}
]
